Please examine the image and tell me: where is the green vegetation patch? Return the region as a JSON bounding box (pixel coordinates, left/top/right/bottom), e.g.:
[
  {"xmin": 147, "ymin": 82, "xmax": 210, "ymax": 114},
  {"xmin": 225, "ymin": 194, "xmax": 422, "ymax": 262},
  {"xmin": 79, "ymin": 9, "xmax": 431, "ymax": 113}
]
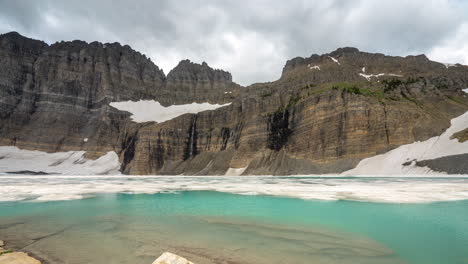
[
  {"xmin": 300, "ymin": 83, "xmax": 316, "ymax": 90},
  {"xmin": 0, "ymin": 250, "xmax": 13, "ymax": 256},
  {"xmin": 382, "ymin": 79, "xmax": 402, "ymax": 93},
  {"xmin": 331, "ymin": 82, "xmax": 384, "ymax": 100},
  {"xmin": 382, "ymin": 77, "xmax": 423, "ymax": 93}
]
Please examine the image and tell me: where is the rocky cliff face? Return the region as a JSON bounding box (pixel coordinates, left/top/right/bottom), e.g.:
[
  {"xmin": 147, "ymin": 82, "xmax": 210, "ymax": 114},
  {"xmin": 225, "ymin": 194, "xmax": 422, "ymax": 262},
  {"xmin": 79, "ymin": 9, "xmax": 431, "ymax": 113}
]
[
  {"xmin": 161, "ymin": 59, "xmax": 240, "ymax": 105},
  {"xmin": 1, "ymin": 32, "xmax": 467, "ymax": 175},
  {"xmin": 0, "ymin": 32, "xmax": 162, "ymax": 159}
]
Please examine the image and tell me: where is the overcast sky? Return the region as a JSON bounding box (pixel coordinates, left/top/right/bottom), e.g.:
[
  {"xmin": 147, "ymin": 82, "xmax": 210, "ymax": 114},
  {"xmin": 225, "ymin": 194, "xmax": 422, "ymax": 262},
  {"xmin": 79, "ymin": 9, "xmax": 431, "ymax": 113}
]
[{"xmin": 1, "ymin": 0, "xmax": 467, "ymax": 85}]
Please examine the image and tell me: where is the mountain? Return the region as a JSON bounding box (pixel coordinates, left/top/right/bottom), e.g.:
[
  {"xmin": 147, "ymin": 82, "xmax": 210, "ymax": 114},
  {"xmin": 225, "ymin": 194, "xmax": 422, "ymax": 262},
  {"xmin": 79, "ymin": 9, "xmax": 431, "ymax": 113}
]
[{"xmin": 0, "ymin": 32, "xmax": 467, "ymax": 175}]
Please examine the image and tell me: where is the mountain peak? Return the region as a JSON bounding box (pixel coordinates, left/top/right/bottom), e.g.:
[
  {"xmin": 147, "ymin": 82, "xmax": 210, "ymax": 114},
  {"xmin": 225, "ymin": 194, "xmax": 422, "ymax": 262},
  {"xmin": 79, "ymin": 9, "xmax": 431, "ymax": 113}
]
[
  {"xmin": 328, "ymin": 47, "xmax": 360, "ymax": 56},
  {"xmin": 168, "ymin": 60, "xmax": 232, "ymax": 82},
  {"xmin": 0, "ymin": 31, "xmax": 48, "ymax": 54}
]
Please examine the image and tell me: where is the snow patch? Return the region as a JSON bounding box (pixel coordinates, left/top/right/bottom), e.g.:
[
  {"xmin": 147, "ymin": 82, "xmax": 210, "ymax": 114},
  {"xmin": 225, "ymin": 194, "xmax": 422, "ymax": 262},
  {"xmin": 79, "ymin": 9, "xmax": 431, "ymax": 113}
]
[
  {"xmin": 225, "ymin": 167, "xmax": 247, "ymax": 176},
  {"xmin": 443, "ymin": 63, "xmax": 456, "ymax": 68},
  {"xmin": 463, "ymin": 88, "xmax": 468, "ymax": 94},
  {"xmin": 307, "ymin": 64, "xmax": 321, "ymax": 70},
  {"xmin": 328, "ymin": 56, "xmax": 340, "ymax": 65},
  {"xmin": 359, "ymin": 73, "xmax": 403, "ymax": 81},
  {"xmin": 343, "ymin": 110, "xmax": 468, "ymax": 175},
  {"xmin": 0, "ymin": 146, "xmax": 121, "ymax": 175},
  {"xmin": 110, "ymin": 100, "xmax": 231, "ymax": 123},
  {"xmin": 362, "ymin": 67, "xmax": 366, "ymax": 73},
  {"xmin": 83, "ymin": 138, "xmax": 88, "ymax": 142}
]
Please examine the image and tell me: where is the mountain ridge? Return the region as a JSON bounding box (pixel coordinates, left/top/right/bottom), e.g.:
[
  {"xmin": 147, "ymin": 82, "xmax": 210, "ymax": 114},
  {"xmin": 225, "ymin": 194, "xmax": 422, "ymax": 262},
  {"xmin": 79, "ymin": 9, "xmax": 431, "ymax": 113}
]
[{"xmin": 0, "ymin": 31, "xmax": 467, "ymax": 175}]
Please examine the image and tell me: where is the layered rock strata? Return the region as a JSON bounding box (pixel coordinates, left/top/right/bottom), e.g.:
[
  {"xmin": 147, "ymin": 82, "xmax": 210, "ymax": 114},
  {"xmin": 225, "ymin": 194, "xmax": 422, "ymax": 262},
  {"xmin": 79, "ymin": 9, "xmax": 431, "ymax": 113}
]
[{"xmin": 1, "ymin": 32, "xmax": 467, "ymax": 175}]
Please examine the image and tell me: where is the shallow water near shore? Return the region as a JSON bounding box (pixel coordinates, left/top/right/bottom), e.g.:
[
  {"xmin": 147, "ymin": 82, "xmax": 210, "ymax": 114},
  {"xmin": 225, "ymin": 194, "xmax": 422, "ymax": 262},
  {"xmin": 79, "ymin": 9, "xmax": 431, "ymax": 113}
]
[{"xmin": 0, "ymin": 176, "xmax": 468, "ymax": 264}]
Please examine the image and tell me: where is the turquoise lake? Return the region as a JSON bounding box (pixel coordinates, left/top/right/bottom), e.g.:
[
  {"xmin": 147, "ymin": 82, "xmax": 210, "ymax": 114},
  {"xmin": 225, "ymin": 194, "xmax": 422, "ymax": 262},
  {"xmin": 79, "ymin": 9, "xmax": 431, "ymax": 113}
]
[{"xmin": 0, "ymin": 176, "xmax": 468, "ymax": 264}]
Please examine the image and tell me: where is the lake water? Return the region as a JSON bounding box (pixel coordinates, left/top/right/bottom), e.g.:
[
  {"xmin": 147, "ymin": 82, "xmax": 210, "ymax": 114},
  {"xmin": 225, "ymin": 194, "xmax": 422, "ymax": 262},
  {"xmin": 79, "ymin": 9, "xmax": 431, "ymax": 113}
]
[{"xmin": 0, "ymin": 176, "xmax": 468, "ymax": 264}]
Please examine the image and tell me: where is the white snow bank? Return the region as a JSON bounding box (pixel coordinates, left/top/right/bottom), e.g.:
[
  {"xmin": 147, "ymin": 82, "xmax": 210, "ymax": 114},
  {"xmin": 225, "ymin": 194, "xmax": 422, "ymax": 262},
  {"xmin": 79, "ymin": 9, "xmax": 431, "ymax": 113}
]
[
  {"xmin": 343, "ymin": 110, "xmax": 468, "ymax": 176},
  {"xmin": 359, "ymin": 73, "xmax": 403, "ymax": 81},
  {"xmin": 307, "ymin": 64, "xmax": 320, "ymax": 70},
  {"xmin": 225, "ymin": 167, "xmax": 247, "ymax": 176},
  {"xmin": 362, "ymin": 67, "xmax": 366, "ymax": 73},
  {"xmin": 0, "ymin": 146, "xmax": 120, "ymax": 175},
  {"xmin": 463, "ymin": 88, "xmax": 468, "ymax": 94},
  {"xmin": 110, "ymin": 100, "xmax": 231, "ymax": 123},
  {"xmin": 443, "ymin": 63, "xmax": 456, "ymax": 68},
  {"xmin": 1, "ymin": 175, "xmax": 468, "ymax": 203},
  {"xmin": 328, "ymin": 56, "xmax": 340, "ymax": 65}
]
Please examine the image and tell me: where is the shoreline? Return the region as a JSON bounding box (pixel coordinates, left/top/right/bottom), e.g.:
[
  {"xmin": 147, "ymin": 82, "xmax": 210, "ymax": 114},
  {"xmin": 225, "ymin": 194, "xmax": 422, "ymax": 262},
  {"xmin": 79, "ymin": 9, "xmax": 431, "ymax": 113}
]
[
  {"xmin": 0, "ymin": 240, "xmax": 43, "ymax": 264},
  {"xmin": 0, "ymin": 238, "xmax": 216, "ymax": 264}
]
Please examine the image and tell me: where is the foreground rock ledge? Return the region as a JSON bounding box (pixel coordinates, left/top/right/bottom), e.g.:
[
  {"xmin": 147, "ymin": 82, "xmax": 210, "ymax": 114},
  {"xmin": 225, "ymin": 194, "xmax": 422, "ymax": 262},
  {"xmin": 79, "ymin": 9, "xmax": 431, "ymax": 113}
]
[
  {"xmin": 0, "ymin": 240, "xmax": 41, "ymax": 264},
  {"xmin": 152, "ymin": 252, "xmax": 194, "ymax": 264}
]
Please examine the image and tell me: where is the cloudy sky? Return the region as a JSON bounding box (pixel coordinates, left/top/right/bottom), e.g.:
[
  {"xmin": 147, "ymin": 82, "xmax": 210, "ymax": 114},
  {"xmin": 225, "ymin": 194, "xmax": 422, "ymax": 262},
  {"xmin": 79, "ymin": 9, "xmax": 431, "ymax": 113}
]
[{"xmin": 1, "ymin": 0, "xmax": 467, "ymax": 85}]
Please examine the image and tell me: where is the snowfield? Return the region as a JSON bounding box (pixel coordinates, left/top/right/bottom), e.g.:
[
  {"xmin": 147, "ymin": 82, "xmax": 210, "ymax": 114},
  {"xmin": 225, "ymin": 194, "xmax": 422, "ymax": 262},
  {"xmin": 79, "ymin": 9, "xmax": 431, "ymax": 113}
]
[
  {"xmin": 0, "ymin": 146, "xmax": 120, "ymax": 175},
  {"xmin": 343, "ymin": 109, "xmax": 468, "ymax": 175},
  {"xmin": 110, "ymin": 100, "xmax": 231, "ymax": 123}
]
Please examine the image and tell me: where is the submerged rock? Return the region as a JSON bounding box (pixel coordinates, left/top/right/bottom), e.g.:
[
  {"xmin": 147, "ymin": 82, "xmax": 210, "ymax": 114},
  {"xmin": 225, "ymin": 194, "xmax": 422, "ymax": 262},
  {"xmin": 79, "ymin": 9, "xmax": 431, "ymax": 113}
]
[{"xmin": 152, "ymin": 252, "xmax": 194, "ymax": 264}]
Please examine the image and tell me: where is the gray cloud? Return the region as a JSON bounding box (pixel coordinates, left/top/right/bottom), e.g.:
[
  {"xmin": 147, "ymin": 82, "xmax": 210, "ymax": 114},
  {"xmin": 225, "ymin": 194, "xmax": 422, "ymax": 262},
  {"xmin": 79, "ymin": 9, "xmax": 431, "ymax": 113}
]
[{"xmin": 0, "ymin": 0, "xmax": 467, "ymax": 85}]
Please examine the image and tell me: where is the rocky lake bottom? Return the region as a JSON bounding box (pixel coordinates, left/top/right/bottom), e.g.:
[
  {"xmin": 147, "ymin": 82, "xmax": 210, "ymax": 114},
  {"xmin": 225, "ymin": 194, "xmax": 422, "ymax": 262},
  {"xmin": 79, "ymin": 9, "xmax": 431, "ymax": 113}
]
[{"xmin": 0, "ymin": 176, "xmax": 468, "ymax": 264}]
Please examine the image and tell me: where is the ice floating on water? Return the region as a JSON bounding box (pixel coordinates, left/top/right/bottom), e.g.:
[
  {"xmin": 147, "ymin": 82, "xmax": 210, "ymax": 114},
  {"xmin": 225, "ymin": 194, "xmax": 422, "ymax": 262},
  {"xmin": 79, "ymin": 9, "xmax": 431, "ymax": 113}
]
[
  {"xmin": 110, "ymin": 100, "xmax": 231, "ymax": 123},
  {"xmin": 343, "ymin": 110, "xmax": 468, "ymax": 175},
  {"xmin": 1, "ymin": 175, "xmax": 468, "ymax": 203},
  {"xmin": 0, "ymin": 146, "xmax": 120, "ymax": 176}
]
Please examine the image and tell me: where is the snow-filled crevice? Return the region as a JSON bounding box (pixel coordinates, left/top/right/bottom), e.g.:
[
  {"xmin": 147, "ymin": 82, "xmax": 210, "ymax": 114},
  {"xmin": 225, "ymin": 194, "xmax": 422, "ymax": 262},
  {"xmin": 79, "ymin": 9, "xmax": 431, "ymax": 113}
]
[
  {"xmin": 110, "ymin": 100, "xmax": 231, "ymax": 123},
  {"xmin": 328, "ymin": 56, "xmax": 340, "ymax": 65}
]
